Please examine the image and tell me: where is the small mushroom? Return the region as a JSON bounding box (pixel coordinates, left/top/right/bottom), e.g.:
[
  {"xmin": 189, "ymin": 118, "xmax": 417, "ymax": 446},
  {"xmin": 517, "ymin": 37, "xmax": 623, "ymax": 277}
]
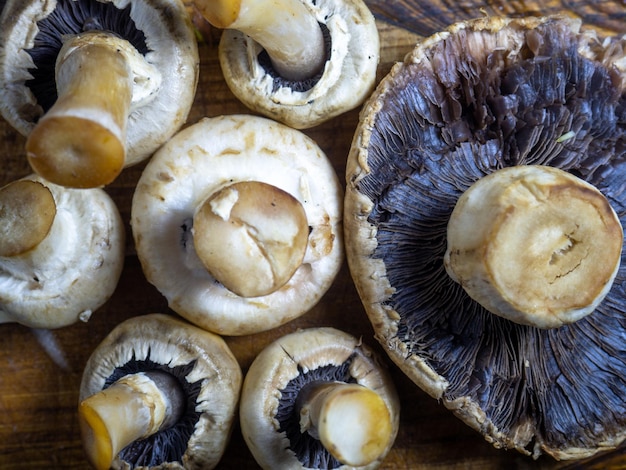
[
  {"xmin": 345, "ymin": 15, "xmax": 626, "ymax": 459},
  {"xmin": 0, "ymin": 0, "xmax": 199, "ymax": 188},
  {"xmin": 239, "ymin": 327, "xmax": 400, "ymax": 469},
  {"xmin": 131, "ymin": 114, "xmax": 344, "ymax": 335},
  {"xmin": 192, "ymin": 0, "xmax": 379, "ymax": 129},
  {"xmin": 78, "ymin": 313, "xmax": 242, "ymax": 470},
  {"xmin": 0, "ymin": 174, "xmax": 124, "ymax": 328}
]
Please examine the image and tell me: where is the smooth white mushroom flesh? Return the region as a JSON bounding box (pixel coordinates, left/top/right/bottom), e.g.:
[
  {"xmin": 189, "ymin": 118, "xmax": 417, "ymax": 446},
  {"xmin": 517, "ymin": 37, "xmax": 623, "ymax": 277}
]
[
  {"xmin": 214, "ymin": 0, "xmax": 379, "ymax": 129},
  {"xmin": 0, "ymin": 174, "xmax": 125, "ymax": 328},
  {"xmin": 131, "ymin": 114, "xmax": 344, "ymax": 335},
  {"xmin": 25, "ymin": 31, "xmax": 161, "ymax": 188},
  {"xmin": 297, "ymin": 381, "xmax": 394, "ymax": 467},
  {"xmin": 79, "ymin": 371, "xmax": 184, "ymax": 470},
  {"xmin": 193, "ymin": 180, "xmax": 309, "ymax": 297},
  {"xmin": 194, "ymin": 0, "xmax": 326, "ymax": 81},
  {"xmin": 444, "ymin": 165, "xmax": 623, "ymax": 329}
]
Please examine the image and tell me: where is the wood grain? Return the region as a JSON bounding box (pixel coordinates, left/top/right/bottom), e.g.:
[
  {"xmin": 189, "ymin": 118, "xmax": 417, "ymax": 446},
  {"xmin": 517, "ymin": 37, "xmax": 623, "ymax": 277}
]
[{"xmin": 0, "ymin": 16, "xmax": 625, "ymax": 470}]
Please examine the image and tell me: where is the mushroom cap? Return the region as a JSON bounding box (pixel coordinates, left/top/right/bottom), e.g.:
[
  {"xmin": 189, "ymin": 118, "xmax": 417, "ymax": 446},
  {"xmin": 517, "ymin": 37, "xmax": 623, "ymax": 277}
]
[
  {"xmin": 345, "ymin": 15, "xmax": 626, "ymax": 460},
  {"xmin": 218, "ymin": 0, "xmax": 379, "ymax": 129},
  {"xmin": 239, "ymin": 327, "xmax": 400, "ymax": 470},
  {"xmin": 131, "ymin": 114, "xmax": 344, "ymax": 336},
  {"xmin": 0, "ymin": 0, "xmax": 199, "ymax": 167},
  {"xmin": 79, "ymin": 313, "xmax": 243, "ymax": 470},
  {"xmin": 0, "ymin": 174, "xmax": 125, "ymax": 328}
]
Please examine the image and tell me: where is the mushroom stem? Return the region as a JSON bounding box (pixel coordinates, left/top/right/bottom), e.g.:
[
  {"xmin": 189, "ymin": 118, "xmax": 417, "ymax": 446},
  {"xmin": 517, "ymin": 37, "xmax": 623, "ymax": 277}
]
[
  {"xmin": 444, "ymin": 165, "xmax": 623, "ymax": 329},
  {"xmin": 194, "ymin": 0, "xmax": 326, "ymax": 81},
  {"xmin": 78, "ymin": 370, "xmax": 185, "ymax": 470},
  {"xmin": 296, "ymin": 381, "xmax": 393, "ymax": 467},
  {"xmin": 25, "ymin": 31, "xmax": 159, "ymax": 188}
]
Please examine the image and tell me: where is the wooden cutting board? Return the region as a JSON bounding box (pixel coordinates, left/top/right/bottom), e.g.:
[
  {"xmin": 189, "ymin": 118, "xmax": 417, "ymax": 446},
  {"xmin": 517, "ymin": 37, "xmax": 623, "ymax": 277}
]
[{"xmin": 1, "ymin": 13, "xmax": 625, "ymax": 470}]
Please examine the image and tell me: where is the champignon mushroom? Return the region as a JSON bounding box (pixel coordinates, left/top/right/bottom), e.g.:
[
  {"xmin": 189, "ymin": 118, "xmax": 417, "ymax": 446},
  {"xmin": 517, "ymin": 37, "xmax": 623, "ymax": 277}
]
[
  {"xmin": 191, "ymin": 0, "xmax": 379, "ymax": 129},
  {"xmin": 240, "ymin": 327, "xmax": 400, "ymax": 469},
  {"xmin": 0, "ymin": 0, "xmax": 199, "ymax": 188},
  {"xmin": 345, "ymin": 15, "xmax": 626, "ymax": 460},
  {"xmin": 0, "ymin": 174, "xmax": 124, "ymax": 328},
  {"xmin": 78, "ymin": 313, "xmax": 242, "ymax": 470},
  {"xmin": 131, "ymin": 114, "xmax": 344, "ymax": 336}
]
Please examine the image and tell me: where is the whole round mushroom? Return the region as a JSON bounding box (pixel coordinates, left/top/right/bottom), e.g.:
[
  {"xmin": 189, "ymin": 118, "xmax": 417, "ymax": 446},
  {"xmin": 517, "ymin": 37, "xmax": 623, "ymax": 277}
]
[
  {"xmin": 0, "ymin": 174, "xmax": 124, "ymax": 328},
  {"xmin": 0, "ymin": 0, "xmax": 199, "ymax": 188},
  {"xmin": 78, "ymin": 313, "xmax": 243, "ymax": 470},
  {"xmin": 345, "ymin": 15, "xmax": 626, "ymax": 460},
  {"xmin": 191, "ymin": 0, "xmax": 379, "ymax": 129},
  {"xmin": 131, "ymin": 114, "xmax": 344, "ymax": 336},
  {"xmin": 240, "ymin": 327, "xmax": 400, "ymax": 469}
]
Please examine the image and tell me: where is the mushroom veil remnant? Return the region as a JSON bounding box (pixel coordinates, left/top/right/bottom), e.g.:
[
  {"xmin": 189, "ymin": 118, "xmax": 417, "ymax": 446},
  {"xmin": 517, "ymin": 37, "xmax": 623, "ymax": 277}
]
[
  {"xmin": 131, "ymin": 114, "xmax": 344, "ymax": 336},
  {"xmin": 0, "ymin": 174, "xmax": 124, "ymax": 328},
  {"xmin": 79, "ymin": 313, "xmax": 242, "ymax": 470},
  {"xmin": 192, "ymin": 0, "xmax": 379, "ymax": 129},
  {"xmin": 0, "ymin": 0, "xmax": 199, "ymax": 188},
  {"xmin": 239, "ymin": 327, "xmax": 400, "ymax": 469},
  {"xmin": 345, "ymin": 15, "xmax": 626, "ymax": 460}
]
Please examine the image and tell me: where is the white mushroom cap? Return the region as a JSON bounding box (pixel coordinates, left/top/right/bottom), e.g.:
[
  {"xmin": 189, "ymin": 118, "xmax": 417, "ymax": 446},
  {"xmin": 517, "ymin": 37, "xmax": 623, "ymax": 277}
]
[
  {"xmin": 218, "ymin": 0, "xmax": 380, "ymax": 129},
  {"xmin": 239, "ymin": 327, "xmax": 400, "ymax": 469},
  {"xmin": 131, "ymin": 114, "xmax": 344, "ymax": 335},
  {"xmin": 0, "ymin": 174, "xmax": 125, "ymax": 328},
  {"xmin": 79, "ymin": 313, "xmax": 243, "ymax": 470},
  {"xmin": 0, "ymin": 0, "xmax": 199, "ymax": 168}
]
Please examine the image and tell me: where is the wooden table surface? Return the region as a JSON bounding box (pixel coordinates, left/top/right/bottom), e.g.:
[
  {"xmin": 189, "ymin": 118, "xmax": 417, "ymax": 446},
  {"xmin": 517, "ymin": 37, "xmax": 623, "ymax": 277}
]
[{"xmin": 1, "ymin": 10, "xmax": 626, "ymax": 470}]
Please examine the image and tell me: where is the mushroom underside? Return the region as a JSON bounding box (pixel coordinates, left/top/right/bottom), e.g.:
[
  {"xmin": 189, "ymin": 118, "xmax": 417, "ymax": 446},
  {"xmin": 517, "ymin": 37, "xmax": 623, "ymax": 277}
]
[{"xmin": 350, "ymin": 17, "xmax": 626, "ymax": 458}]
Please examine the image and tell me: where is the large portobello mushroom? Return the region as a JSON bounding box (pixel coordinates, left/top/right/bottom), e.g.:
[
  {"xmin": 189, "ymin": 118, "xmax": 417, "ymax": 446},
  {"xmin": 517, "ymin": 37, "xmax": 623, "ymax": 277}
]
[{"xmin": 345, "ymin": 15, "xmax": 626, "ymax": 460}]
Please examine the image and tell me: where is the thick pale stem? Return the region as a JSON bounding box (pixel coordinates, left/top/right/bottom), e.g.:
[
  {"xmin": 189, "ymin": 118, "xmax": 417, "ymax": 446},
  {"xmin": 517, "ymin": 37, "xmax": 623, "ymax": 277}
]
[
  {"xmin": 193, "ymin": 181, "xmax": 309, "ymax": 297},
  {"xmin": 79, "ymin": 371, "xmax": 184, "ymax": 470},
  {"xmin": 297, "ymin": 382, "xmax": 393, "ymax": 467},
  {"xmin": 444, "ymin": 165, "xmax": 623, "ymax": 328},
  {"xmin": 195, "ymin": 0, "xmax": 326, "ymax": 80},
  {"xmin": 25, "ymin": 32, "xmax": 135, "ymax": 188}
]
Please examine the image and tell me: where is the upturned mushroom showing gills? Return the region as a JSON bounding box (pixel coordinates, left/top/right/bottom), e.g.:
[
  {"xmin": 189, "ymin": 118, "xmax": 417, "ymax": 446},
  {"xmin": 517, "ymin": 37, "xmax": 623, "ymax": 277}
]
[
  {"xmin": 0, "ymin": 0, "xmax": 198, "ymax": 188},
  {"xmin": 345, "ymin": 15, "xmax": 626, "ymax": 460},
  {"xmin": 78, "ymin": 313, "xmax": 242, "ymax": 470},
  {"xmin": 191, "ymin": 0, "xmax": 379, "ymax": 129},
  {"xmin": 131, "ymin": 114, "xmax": 343, "ymax": 335},
  {"xmin": 239, "ymin": 327, "xmax": 400, "ymax": 469},
  {"xmin": 0, "ymin": 174, "xmax": 124, "ymax": 328}
]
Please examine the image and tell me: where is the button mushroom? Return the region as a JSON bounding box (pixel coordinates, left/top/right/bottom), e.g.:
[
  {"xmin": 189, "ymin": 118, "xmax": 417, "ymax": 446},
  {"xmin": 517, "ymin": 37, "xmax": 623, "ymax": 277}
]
[
  {"xmin": 0, "ymin": 0, "xmax": 199, "ymax": 188},
  {"xmin": 78, "ymin": 313, "xmax": 242, "ymax": 470},
  {"xmin": 191, "ymin": 0, "xmax": 379, "ymax": 129},
  {"xmin": 0, "ymin": 174, "xmax": 124, "ymax": 328},
  {"xmin": 131, "ymin": 114, "xmax": 344, "ymax": 336},
  {"xmin": 240, "ymin": 327, "xmax": 400, "ymax": 469},
  {"xmin": 345, "ymin": 15, "xmax": 626, "ymax": 460}
]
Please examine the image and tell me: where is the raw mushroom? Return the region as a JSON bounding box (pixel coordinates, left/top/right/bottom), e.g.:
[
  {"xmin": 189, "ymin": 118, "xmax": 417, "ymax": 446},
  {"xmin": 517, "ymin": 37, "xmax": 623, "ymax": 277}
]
[
  {"xmin": 192, "ymin": 0, "xmax": 379, "ymax": 129},
  {"xmin": 78, "ymin": 313, "xmax": 242, "ymax": 470},
  {"xmin": 345, "ymin": 15, "xmax": 626, "ymax": 460},
  {"xmin": 239, "ymin": 327, "xmax": 400, "ymax": 469},
  {"xmin": 131, "ymin": 114, "xmax": 344, "ymax": 336},
  {"xmin": 0, "ymin": 174, "xmax": 124, "ymax": 329},
  {"xmin": 0, "ymin": 0, "xmax": 199, "ymax": 188}
]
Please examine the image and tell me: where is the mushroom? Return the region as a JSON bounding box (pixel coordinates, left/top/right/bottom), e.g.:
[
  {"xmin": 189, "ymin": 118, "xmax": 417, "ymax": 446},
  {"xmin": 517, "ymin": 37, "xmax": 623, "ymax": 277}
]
[
  {"xmin": 131, "ymin": 114, "xmax": 344, "ymax": 336},
  {"xmin": 344, "ymin": 15, "xmax": 626, "ymax": 460},
  {"xmin": 0, "ymin": 0, "xmax": 199, "ymax": 188},
  {"xmin": 78, "ymin": 313, "xmax": 242, "ymax": 470},
  {"xmin": 0, "ymin": 174, "xmax": 124, "ymax": 328},
  {"xmin": 239, "ymin": 327, "xmax": 400, "ymax": 469},
  {"xmin": 191, "ymin": 0, "xmax": 379, "ymax": 129}
]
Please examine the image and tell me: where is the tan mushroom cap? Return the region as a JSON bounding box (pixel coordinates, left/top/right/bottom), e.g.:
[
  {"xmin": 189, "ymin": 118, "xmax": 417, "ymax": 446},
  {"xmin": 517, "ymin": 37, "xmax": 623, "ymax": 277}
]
[
  {"xmin": 239, "ymin": 327, "xmax": 400, "ymax": 470},
  {"xmin": 0, "ymin": 0, "xmax": 199, "ymax": 170},
  {"xmin": 79, "ymin": 313, "xmax": 243, "ymax": 470},
  {"xmin": 217, "ymin": 0, "xmax": 379, "ymax": 129},
  {"xmin": 0, "ymin": 174, "xmax": 125, "ymax": 328},
  {"xmin": 131, "ymin": 114, "xmax": 344, "ymax": 336}
]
